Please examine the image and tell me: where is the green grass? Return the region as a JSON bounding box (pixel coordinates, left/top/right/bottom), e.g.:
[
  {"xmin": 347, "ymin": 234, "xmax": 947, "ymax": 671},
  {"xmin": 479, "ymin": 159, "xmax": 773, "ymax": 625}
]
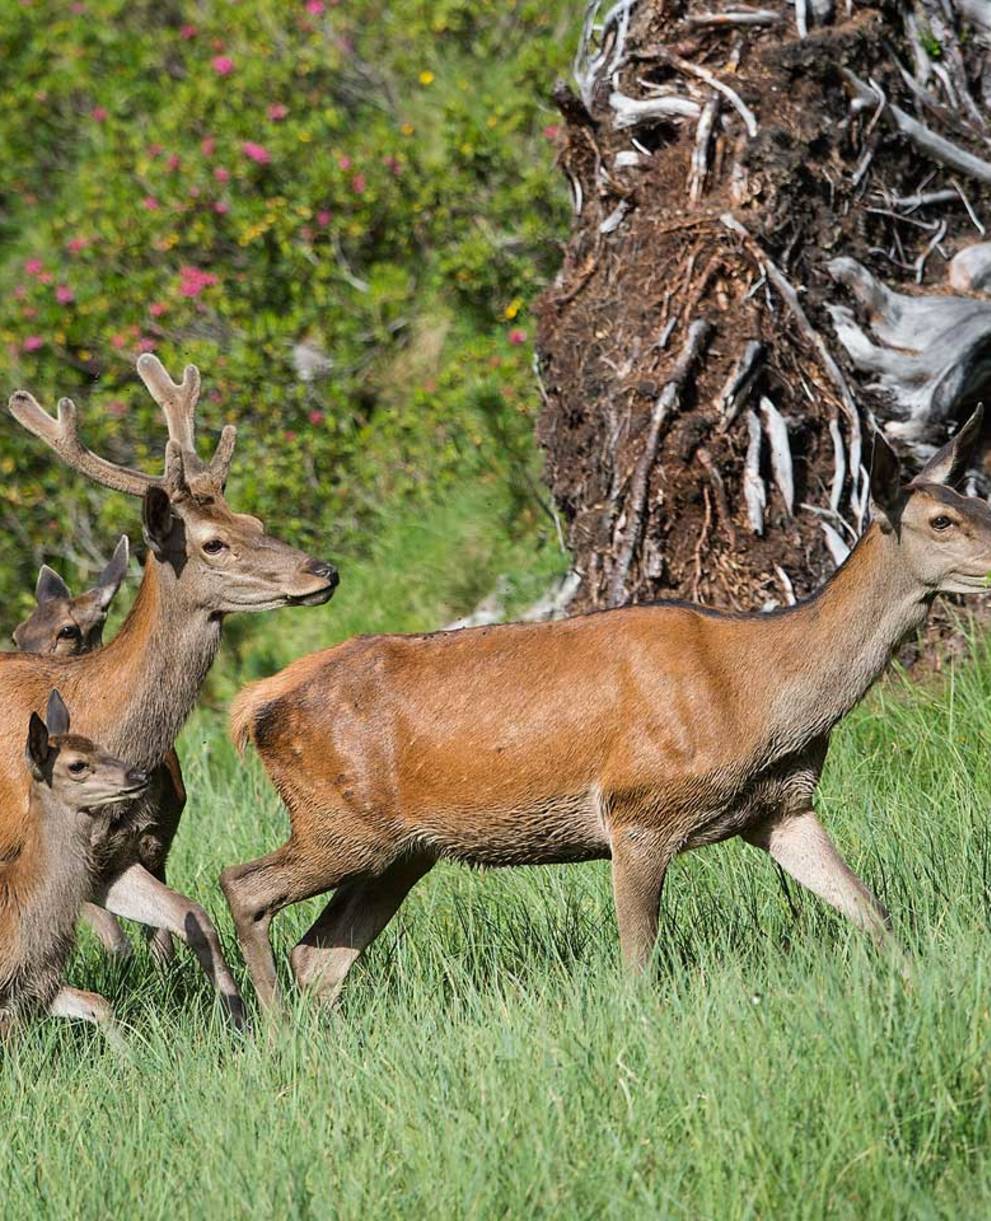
[{"xmin": 4, "ymin": 522, "xmax": 991, "ymax": 1216}]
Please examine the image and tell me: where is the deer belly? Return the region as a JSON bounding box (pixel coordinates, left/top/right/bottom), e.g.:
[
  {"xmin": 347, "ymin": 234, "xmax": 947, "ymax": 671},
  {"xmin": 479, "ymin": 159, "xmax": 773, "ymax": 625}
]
[{"xmin": 420, "ymin": 790, "xmax": 609, "ymax": 868}]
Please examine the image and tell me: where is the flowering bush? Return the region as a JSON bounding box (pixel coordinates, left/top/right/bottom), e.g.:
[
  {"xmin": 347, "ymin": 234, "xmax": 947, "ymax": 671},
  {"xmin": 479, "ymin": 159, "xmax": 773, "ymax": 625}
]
[{"xmin": 0, "ymin": 0, "xmax": 573, "ymax": 605}]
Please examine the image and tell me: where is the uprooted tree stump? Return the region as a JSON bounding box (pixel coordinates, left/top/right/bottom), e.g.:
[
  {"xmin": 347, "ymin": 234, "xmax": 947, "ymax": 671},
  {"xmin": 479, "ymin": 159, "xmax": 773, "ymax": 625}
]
[{"xmin": 536, "ymin": 0, "xmax": 991, "ymax": 612}]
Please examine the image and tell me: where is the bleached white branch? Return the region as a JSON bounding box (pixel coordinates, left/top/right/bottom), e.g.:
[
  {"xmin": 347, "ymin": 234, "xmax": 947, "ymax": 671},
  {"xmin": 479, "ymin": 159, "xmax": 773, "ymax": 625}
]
[
  {"xmin": 609, "ymin": 91, "xmax": 701, "ymax": 127},
  {"xmin": 760, "ymin": 396, "xmax": 794, "ymax": 516},
  {"xmin": 743, "ymin": 410, "xmax": 766, "ymax": 535},
  {"xmin": 685, "ymin": 9, "xmax": 780, "ymax": 27}
]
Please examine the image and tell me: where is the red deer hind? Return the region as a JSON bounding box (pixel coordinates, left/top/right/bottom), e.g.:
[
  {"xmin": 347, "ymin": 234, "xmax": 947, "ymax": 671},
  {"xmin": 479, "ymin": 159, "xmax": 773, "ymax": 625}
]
[
  {"xmin": 3, "ymin": 355, "xmax": 338, "ymax": 1028},
  {"xmin": 224, "ymin": 412, "xmax": 991, "ymax": 1011}
]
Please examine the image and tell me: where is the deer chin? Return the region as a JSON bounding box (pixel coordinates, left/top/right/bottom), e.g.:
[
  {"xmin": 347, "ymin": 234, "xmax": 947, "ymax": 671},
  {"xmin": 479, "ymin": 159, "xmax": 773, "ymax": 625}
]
[{"xmin": 286, "ymin": 584, "xmax": 337, "ymax": 607}]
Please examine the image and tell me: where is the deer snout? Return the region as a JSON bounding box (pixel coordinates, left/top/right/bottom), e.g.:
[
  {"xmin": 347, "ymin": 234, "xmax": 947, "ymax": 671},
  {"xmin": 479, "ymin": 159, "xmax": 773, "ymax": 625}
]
[
  {"xmin": 306, "ymin": 558, "xmax": 339, "ymax": 588},
  {"xmin": 126, "ymin": 768, "xmax": 149, "ymax": 790}
]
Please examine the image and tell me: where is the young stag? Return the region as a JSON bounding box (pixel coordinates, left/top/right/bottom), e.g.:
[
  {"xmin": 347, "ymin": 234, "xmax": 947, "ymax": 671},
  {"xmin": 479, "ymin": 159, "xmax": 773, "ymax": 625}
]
[
  {"xmin": 226, "ymin": 411, "xmax": 991, "ymax": 1011},
  {"xmin": 12, "ymin": 538, "xmax": 183, "ymax": 964},
  {"xmin": 1, "ymin": 690, "xmax": 147, "ymax": 1042},
  {"xmin": 4, "ymin": 355, "xmax": 338, "ymax": 1028}
]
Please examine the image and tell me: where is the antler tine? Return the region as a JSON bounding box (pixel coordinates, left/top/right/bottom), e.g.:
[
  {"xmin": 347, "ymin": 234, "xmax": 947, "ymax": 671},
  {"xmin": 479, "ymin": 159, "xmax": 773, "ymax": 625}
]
[
  {"xmin": 136, "ymin": 353, "xmax": 204, "ymax": 466},
  {"xmin": 8, "ymin": 390, "xmax": 156, "ymax": 498},
  {"xmin": 209, "ymin": 424, "xmax": 237, "ymax": 485}
]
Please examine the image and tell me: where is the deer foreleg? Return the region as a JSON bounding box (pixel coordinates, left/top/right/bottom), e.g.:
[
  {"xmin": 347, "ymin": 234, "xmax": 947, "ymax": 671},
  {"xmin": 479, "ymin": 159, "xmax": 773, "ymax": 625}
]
[{"xmin": 98, "ymin": 863, "xmax": 247, "ymax": 1030}]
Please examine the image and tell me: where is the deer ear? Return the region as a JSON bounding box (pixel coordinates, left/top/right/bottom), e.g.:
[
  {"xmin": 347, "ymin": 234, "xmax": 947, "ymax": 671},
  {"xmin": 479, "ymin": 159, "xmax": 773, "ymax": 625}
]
[
  {"xmin": 92, "ymin": 535, "xmax": 129, "ymax": 611},
  {"xmin": 35, "ymin": 564, "xmax": 70, "ymax": 605},
  {"xmin": 143, "ymin": 486, "xmax": 174, "ymax": 552},
  {"xmin": 45, "ymin": 689, "xmax": 70, "ymax": 737},
  {"xmin": 26, "ymin": 712, "xmax": 50, "ymax": 779},
  {"xmin": 869, "ymin": 428, "xmax": 902, "ymax": 524},
  {"xmin": 911, "ymin": 405, "xmax": 984, "ymax": 489}
]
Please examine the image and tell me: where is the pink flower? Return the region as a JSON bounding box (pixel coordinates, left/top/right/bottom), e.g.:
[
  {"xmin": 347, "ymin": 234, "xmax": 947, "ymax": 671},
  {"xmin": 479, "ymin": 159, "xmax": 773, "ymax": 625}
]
[
  {"xmin": 55, "ymin": 285, "xmax": 74, "ymax": 305},
  {"xmin": 213, "ymin": 167, "xmax": 230, "ymax": 183},
  {"xmin": 13, "ymin": 285, "xmax": 26, "ymax": 299},
  {"xmin": 110, "ymin": 333, "xmax": 127, "ymax": 349},
  {"xmin": 179, "ymin": 23, "xmax": 197, "ymax": 38},
  {"xmin": 316, "ymin": 209, "xmax": 332, "ymax": 226},
  {"xmin": 213, "ymin": 200, "xmax": 230, "ymax": 214},
  {"xmin": 106, "ymin": 400, "xmax": 127, "ymax": 417},
  {"xmin": 142, "ymin": 196, "xmax": 160, "ymax": 210},
  {"xmin": 337, "ymin": 154, "xmax": 352, "ymax": 171},
  {"xmin": 147, "ymin": 142, "xmax": 164, "ymax": 158},
  {"xmin": 137, "ymin": 337, "xmax": 156, "ymax": 353},
  {"xmin": 212, "ymin": 56, "xmax": 234, "ymax": 76},
  {"xmin": 383, "ymin": 155, "xmax": 402, "ymax": 176},
  {"xmin": 70, "ymin": 2, "xmax": 85, "ymax": 13},
  {"xmin": 542, "ymin": 124, "xmax": 561, "ymax": 140},
  {"xmin": 178, "ymin": 265, "xmax": 219, "ymax": 297},
  {"xmin": 166, "ymin": 153, "xmax": 181, "ymax": 171},
  {"xmin": 201, "ymin": 136, "xmax": 216, "ymax": 156},
  {"xmin": 299, "ymin": 225, "xmax": 314, "ymax": 241},
  {"xmin": 24, "ymin": 258, "xmax": 44, "ymax": 277},
  {"xmin": 22, "ymin": 306, "xmax": 37, "ymax": 318},
  {"xmin": 284, "ymin": 430, "xmax": 297, "ymax": 443},
  {"xmin": 22, "ymin": 336, "xmax": 44, "ymax": 352},
  {"xmin": 508, "ymin": 328, "xmax": 527, "ymax": 345},
  {"xmin": 90, "ymin": 105, "xmax": 108, "ymax": 122},
  {"xmin": 242, "ymin": 141, "xmax": 271, "ymax": 165},
  {"xmin": 188, "ymin": 185, "xmax": 200, "ymax": 198},
  {"xmin": 149, "ymin": 302, "xmax": 168, "ymax": 317},
  {"xmin": 38, "ymin": 272, "xmax": 52, "ymax": 285},
  {"xmin": 308, "ymin": 409, "xmax": 325, "ymax": 425},
  {"xmin": 267, "ymin": 103, "xmax": 289, "ymax": 121},
  {"xmin": 306, "ymin": 0, "xmax": 325, "ymax": 13},
  {"xmin": 351, "ymin": 173, "xmax": 366, "ymax": 194}
]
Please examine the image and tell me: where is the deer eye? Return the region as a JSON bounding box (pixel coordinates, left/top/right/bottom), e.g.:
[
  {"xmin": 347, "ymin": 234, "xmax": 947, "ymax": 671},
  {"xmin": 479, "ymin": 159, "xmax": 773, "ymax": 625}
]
[
  {"xmin": 202, "ymin": 538, "xmax": 228, "ymax": 555},
  {"xmin": 57, "ymin": 624, "xmax": 81, "ymax": 640},
  {"xmin": 931, "ymin": 515, "xmax": 955, "ymax": 532},
  {"xmin": 68, "ymin": 760, "xmax": 86, "ymax": 775}
]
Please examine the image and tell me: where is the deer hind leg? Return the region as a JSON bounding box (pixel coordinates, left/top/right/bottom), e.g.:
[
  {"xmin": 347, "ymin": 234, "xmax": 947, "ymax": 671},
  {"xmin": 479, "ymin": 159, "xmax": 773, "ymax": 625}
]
[
  {"xmin": 610, "ymin": 824, "xmax": 676, "ymax": 972},
  {"xmin": 290, "ymin": 853, "xmax": 435, "ymax": 1007},
  {"xmin": 49, "ymin": 985, "xmax": 125, "ymax": 1050},
  {"xmin": 80, "ymin": 902, "xmax": 132, "ymax": 959},
  {"xmin": 220, "ymin": 840, "xmax": 367, "ymax": 1015},
  {"xmin": 743, "ymin": 809, "xmax": 906, "ymax": 962},
  {"xmin": 98, "ymin": 862, "xmax": 247, "ymax": 1031}
]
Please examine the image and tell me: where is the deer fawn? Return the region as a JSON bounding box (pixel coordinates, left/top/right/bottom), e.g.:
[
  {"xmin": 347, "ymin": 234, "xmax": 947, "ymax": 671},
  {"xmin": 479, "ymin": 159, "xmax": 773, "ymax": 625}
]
[
  {"xmin": 4, "ymin": 355, "xmax": 338, "ymax": 1028},
  {"xmin": 12, "ymin": 537, "xmax": 183, "ymax": 964},
  {"xmin": 0, "ymin": 691, "xmax": 147, "ymax": 1042},
  {"xmin": 224, "ymin": 411, "xmax": 991, "ymax": 1011}
]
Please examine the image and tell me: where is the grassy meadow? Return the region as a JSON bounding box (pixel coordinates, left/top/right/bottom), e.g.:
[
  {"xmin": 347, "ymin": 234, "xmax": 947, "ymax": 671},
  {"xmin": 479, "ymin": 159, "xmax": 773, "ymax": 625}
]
[{"xmin": 2, "ymin": 483, "xmax": 991, "ymax": 1218}]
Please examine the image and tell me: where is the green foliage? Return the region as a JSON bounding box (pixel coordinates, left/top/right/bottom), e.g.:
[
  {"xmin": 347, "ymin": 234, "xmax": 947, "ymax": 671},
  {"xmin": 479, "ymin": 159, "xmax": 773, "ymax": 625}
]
[{"xmin": 0, "ymin": 0, "xmax": 573, "ymax": 610}]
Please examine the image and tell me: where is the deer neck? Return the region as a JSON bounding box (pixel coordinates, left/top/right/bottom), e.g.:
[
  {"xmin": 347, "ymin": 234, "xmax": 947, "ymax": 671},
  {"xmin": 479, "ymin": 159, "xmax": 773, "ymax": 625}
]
[
  {"xmin": 91, "ymin": 553, "xmax": 222, "ymax": 768},
  {"xmin": 766, "ymin": 523, "xmax": 930, "ymax": 747}
]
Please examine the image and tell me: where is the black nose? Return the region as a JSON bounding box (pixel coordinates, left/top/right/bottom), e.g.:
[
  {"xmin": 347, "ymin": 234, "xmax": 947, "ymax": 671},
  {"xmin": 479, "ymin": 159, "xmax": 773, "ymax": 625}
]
[
  {"xmin": 129, "ymin": 769, "xmax": 148, "ymax": 787},
  {"xmin": 306, "ymin": 559, "xmax": 339, "ymax": 588}
]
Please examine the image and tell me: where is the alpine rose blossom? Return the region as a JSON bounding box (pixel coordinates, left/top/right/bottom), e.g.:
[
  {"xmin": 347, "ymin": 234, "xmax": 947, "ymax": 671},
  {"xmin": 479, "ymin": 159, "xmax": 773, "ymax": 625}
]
[
  {"xmin": 66, "ymin": 236, "xmax": 89, "ymax": 252},
  {"xmin": 90, "ymin": 106, "xmax": 108, "ymax": 121},
  {"xmin": 55, "ymin": 285, "xmax": 74, "ymax": 305},
  {"xmin": 214, "ymin": 167, "xmax": 230, "ymax": 183},
  {"xmin": 149, "ymin": 302, "xmax": 168, "ymax": 317},
  {"xmin": 242, "ymin": 141, "xmax": 271, "ymax": 165},
  {"xmin": 178, "ymin": 266, "xmax": 219, "ymax": 297},
  {"xmin": 267, "ymin": 103, "xmax": 289, "ymax": 121},
  {"xmin": 306, "ymin": 0, "xmax": 325, "ymax": 13},
  {"xmin": 23, "ymin": 336, "xmax": 44, "ymax": 352},
  {"xmin": 24, "ymin": 259, "xmax": 43, "ymax": 276},
  {"xmin": 212, "ymin": 56, "xmax": 234, "ymax": 75},
  {"xmin": 201, "ymin": 136, "xmax": 216, "ymax": 156},
  {"xmin": 142, "ymin": 196, "xmax": 159, "ymax": 210},
  {"xmin": 508, "ymin": 328, "xmax": 527, "ymax": 345},
  {"xmin": 351, "ymin": 173, "xmax": 366, "ymax": 194}
]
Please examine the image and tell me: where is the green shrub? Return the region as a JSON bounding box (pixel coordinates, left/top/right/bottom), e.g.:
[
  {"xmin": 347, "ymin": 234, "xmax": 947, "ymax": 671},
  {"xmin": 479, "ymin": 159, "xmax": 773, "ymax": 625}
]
[{"xmin": 0, "ymin": 0, "xmax": 574, "ymax": 613}]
